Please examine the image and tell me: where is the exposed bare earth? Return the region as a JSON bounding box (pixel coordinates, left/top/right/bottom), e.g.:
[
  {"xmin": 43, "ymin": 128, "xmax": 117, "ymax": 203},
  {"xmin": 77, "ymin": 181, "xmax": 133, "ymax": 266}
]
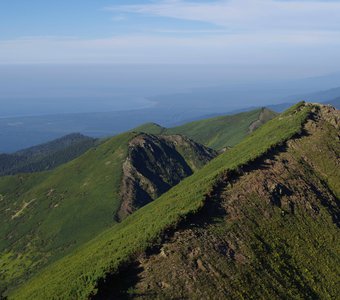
[{"xmin": 248, "ymin": 107, "xmax": 277, "ymax": 133}]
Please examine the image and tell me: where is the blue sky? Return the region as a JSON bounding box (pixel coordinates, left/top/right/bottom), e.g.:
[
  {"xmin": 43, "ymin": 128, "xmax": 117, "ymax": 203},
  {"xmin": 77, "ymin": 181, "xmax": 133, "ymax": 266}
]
[
  {"xmin": 1, "ymin": 0, "xmax": 340, "ymax": 70},
  {"xmin": 0, "ymin": 0, "xmax": 223, "ymax": 39}
]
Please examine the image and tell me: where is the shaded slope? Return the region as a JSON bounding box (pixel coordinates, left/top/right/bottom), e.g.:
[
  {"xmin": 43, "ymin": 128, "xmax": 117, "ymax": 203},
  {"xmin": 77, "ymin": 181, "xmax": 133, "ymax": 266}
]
[
  {"xmin": 118, "ymin": 134, "xmax": 216, "ymax": 220},
  {"xmin": 10, "ymin": 102, "xmax": 312, "ymax": 300},
  {"xmin": 136, "ymin": 108, "xmax": 277, "ymax": 150},
  {"xmin": 0, "ymin": 133, "xmax": 97, "ymax": 176},
  {"xmin": 0, "ymin": 133, "xmax": 214, "ymax": 296}
]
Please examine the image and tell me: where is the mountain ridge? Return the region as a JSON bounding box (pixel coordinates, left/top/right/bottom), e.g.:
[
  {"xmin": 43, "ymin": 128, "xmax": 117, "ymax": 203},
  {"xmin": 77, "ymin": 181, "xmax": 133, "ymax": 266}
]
[
  {"xmin": 135, "ymin": 107, "xmax": 277, "ymax": 150},
  {"xmin": 9, "ymin": 102, "xmax": 323, "ymax": 299},
  {"xmin": 119, "ymin": 103, "xmax": 339, "ymax": 299}
]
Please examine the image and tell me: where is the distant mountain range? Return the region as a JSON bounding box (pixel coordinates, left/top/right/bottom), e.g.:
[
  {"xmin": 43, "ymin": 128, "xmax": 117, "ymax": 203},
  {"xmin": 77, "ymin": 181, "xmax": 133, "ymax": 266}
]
[
  {"xmin": 0, "ymin": 107, "xmax": 218, "ymax": 153},
  {"xmin": 0, "ymin": 106, "xmax": 277, "ymax": 153},
  {"xmin": 282, "ymin": 86, "xmax": 340, "ymax": 104},
  {"xmin": 0, "ymin": 133, "xmax": 97, "ymax": 176},
  {"xmin": 266, "ymin": 89, "xmax": 340, "ymax": 112},
  {"xmin": 0, "ymin": 84, "xmax": 339, "ymax": 153}
]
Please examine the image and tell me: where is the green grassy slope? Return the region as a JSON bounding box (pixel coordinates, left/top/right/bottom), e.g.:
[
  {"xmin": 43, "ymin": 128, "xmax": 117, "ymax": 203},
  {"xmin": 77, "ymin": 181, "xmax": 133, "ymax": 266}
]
[
  {"xmin": 127, "ymin": 104, "xmax": 340, "ymax": 299},
  {"xmin": 10, "ymin": 103, "xmax": 311, "ymax": 299},
  {"xmin": 0, "ymin": 132, "xmax": 134, "ymax": 293},
  {"xmin": 0, "ymin": 131, "xmax": 215, "ymax": 295},
  {"xmin": 132, "ymin": 122, "xmax": 165, "ymax": 135},
  {"xmin": 136, "ymin": 108, "xmax": 277, "ymax": 150}
]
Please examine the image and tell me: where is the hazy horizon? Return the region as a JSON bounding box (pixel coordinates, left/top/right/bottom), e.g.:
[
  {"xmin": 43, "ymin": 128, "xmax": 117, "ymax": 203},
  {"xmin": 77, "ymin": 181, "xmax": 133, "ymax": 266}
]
[
  {"xmin": 1, "ymin": 63, "xmax": 339, "ymax": 118},
  {"xmin": 1, "ymin": 1, "xmax": 340, "ymax": 117},
  {"xmin": 1, "ymin": 1, "xmax": 340, "ymax": 151}
]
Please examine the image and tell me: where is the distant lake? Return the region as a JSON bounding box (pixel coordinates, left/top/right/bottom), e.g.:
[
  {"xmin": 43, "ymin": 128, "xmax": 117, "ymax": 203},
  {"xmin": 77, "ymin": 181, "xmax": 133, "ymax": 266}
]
[{"xmin": 0, "ymin": 96, "xmax": 156, "ymax": 118}]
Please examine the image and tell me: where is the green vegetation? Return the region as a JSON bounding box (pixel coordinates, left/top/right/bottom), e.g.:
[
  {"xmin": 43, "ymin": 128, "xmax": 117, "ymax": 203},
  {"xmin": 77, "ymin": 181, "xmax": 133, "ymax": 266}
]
[
  {"xmin": 0, "ymin": 132, "xmax": 135, "ymax": 293},
  {"xmin": 0, "ymin": 133, "xmax": 97, "ymax": 176},
  {"xmin": 0, "ymin": 132, "xmax": 214, "ymax": 295},
  {"xmin": 1, "ymin": 107, "xmax": 275, "ymax": 177},
  {"xmin": 139, "ymin": 194, "xmax": 340, "ymax": 299},
  {"xmin": 133, "ymin": 122, "xmax": 165, "ymax": 135},
  {"xmin": 245, "ymin": 207, "xmax": 339, "ymax": 299},
  {"xmin": 10, "ymin": 102, "xmax": 311, "ymax": 299},
  {"xmin": 136, "ymin": 108, "xmax": 277, "ymax": 150},
  {"xmin": 129, "ymin": 107, "xmax": 340, "ymax": 298}
]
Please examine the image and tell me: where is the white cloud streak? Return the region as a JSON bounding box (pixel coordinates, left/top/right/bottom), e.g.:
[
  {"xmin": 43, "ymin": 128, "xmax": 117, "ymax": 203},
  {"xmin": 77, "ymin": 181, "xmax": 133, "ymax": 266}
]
[
  {"xmin": 1, "ymin": 0, "xmax": 340, "ymax": 66},
  {"xmin": 106, "ymin": 0, "xmax": 340, "ymax": 32},
  {"xmin": 1, "ymin": 30, "xmax": 340, "ymax": 65}
]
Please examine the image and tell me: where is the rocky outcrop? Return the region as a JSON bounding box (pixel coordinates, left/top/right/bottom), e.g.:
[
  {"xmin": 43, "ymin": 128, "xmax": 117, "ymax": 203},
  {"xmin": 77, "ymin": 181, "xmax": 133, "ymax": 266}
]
[
  {"xmin": 116, "ymin": 134, "xmax": 216, "ymax": 220},
  {"xmin": 249, "ymin": 107, "xmax": 277, "ymax": 133}
]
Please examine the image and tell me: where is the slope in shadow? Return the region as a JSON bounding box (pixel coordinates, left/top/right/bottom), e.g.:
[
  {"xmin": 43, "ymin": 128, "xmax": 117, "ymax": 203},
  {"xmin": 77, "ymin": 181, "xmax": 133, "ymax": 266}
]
[{"xmin": 117, "ymin": 134, "xmax": 216, "ymax": 220}]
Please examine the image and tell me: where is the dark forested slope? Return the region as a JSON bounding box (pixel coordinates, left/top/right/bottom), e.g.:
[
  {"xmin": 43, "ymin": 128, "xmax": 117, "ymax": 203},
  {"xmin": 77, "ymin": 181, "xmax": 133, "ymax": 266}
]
[{"xmin": 0, "ymin": 133, "xmax": 97, "ymax": 176}]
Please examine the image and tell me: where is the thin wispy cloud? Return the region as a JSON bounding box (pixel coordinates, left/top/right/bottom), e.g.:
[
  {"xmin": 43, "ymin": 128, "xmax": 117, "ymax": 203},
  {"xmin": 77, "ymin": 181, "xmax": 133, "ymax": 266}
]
[
  {"xmin": 112, "ymin": 14, "xmax": 127, "ymax": 22},
  {"xmin": 105, "ymin": 0, "xmax": 340, "ymax": 32},
  {"xmin": 1, "ymin": 0, "xmax": 340, "ymax": 69},
  {"xmin": 1, "ymin": 30, "xmax": 339, "ymax": 65}
]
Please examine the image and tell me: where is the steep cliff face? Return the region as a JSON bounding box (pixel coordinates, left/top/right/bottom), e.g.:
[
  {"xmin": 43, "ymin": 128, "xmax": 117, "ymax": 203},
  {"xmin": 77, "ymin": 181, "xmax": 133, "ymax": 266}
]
[
  {"xmin": 117, "ymin": 134, "xmax": 216, "ymax": 220},
  {"xmin": 111, "ymin": 105, "xmax": 340, "ymax": 299}
]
